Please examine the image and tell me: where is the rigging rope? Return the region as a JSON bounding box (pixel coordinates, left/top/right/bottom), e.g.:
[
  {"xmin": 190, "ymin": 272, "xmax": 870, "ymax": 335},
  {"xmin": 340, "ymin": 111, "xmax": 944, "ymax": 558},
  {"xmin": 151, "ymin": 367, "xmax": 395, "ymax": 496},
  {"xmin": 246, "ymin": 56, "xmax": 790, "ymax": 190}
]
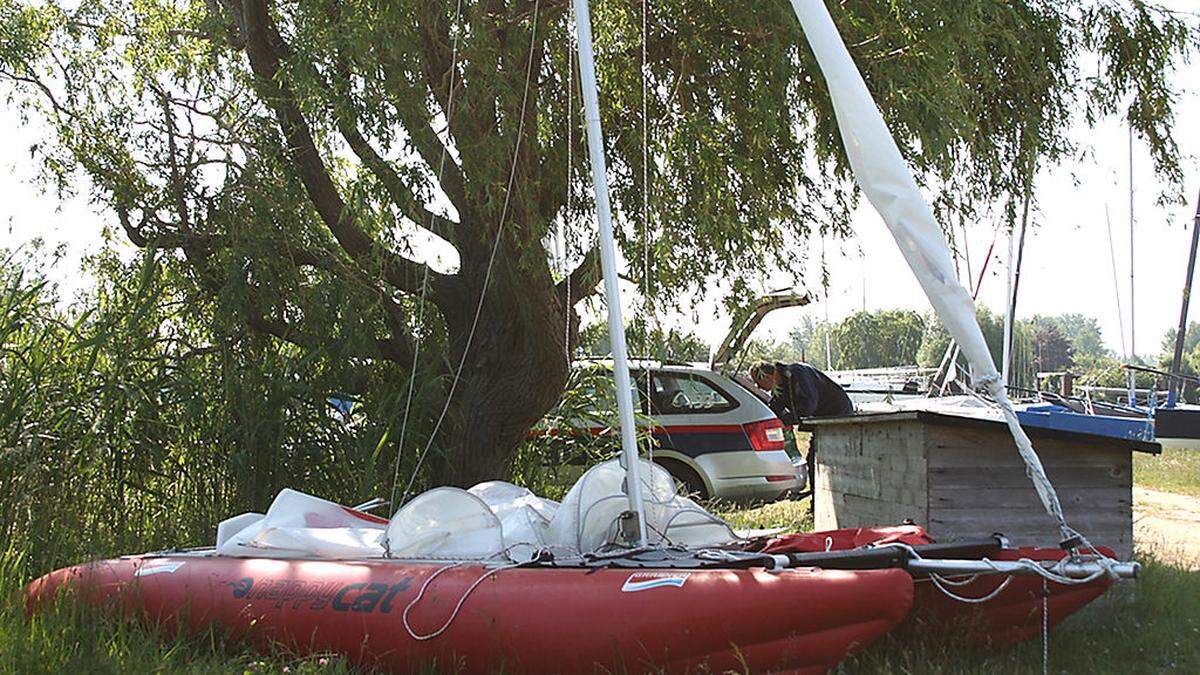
[
  {"xmin": 1042, "ymin": 576, "xmax": 1050, "ymax": 675},
  {"xmin": 402, "ymin": 554, "xmax": 529, "ymax": 641},
  {"xmin": 387, "ymin": 0, "xmax": 465, "ymax": 528},
  {"xmin": 641, "ymin": 0, "xmax": 655, "ymax": 463},
  {"xmin": 563, "ymin": 1, "xmax": 575, "ymax": 367},
  {"xmin": 400, "ymin": 0, "xmax": 543, "ymax": 505},
  {"xmin": 1106, "ymin": 205, "xmax": 1129, "ymax": 360},
  {"xmin": 927, "ymin": 573, "xmax": 1013, "ymax": 604}
]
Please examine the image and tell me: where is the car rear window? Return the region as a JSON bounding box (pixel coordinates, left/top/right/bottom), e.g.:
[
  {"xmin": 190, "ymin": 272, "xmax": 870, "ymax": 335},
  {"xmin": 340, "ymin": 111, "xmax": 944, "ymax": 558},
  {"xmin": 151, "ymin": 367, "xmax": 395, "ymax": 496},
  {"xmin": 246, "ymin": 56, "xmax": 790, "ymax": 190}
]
[{"xmin": 648, "ymin": 371, "xmax": 738, "ymax": 415}]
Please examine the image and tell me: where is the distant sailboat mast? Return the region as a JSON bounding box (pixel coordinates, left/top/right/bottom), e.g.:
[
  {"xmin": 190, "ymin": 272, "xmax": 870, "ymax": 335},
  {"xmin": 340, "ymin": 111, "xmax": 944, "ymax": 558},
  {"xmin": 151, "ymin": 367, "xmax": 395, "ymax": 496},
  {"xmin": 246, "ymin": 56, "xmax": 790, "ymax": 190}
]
[
  {"xmin": 571, "ymin": 0, "xmax": 649, "ymax": 546},
  {"xmin": 1002, "ymin": 220, "xmax": 1014, "ymax": 386},
  {"xmin": 1128, "ymin": 127, "xmax": 1137, "ymax": 405},
  {"xmin": 1167, "ymin": 188, "xmax": 1200, "ymax": 406}
]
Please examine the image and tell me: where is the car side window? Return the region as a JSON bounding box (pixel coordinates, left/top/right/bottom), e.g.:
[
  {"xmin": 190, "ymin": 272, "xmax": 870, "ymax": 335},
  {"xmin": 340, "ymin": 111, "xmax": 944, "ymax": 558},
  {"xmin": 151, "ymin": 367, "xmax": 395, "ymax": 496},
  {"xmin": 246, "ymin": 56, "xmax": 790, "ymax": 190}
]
[
  {"xmin": 651, "ymin": 372, "xmax": 737, "ymax": 414},
  {"xmin": 582, "ymin": 368, "xmax": 649, "ymax": 416}
]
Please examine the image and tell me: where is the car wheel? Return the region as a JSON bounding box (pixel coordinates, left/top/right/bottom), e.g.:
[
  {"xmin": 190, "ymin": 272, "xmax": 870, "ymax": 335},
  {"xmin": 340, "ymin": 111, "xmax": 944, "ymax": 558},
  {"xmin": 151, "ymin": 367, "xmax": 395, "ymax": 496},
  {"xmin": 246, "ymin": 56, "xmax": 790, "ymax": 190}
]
[{"xmin": 655, "ymin": 459, "xmax": 709, "ymax": 500}]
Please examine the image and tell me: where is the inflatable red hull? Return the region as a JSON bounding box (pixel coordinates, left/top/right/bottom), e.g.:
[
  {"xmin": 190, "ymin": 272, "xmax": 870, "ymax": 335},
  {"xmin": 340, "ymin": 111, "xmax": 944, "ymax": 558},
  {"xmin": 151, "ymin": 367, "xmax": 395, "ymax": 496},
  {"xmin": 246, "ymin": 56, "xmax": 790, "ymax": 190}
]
[
  {"xmin": 27, "ymin": 554, "xmax": 913, "ymax": 674},
  {"xmin": 912, "ymin": 547, "xmax": 1113, "ymax": 647},
  {"xmin": 763, "ymin": 526, "xmax": 1114, "ymax": 647}
]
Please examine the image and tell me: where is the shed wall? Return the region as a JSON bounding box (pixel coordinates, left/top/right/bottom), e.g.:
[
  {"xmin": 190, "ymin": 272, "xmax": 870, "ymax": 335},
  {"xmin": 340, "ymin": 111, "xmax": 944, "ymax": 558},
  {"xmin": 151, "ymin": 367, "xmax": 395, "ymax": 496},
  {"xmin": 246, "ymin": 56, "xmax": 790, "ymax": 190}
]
[{"xmin": 812, "ymin": 418, "xmax": 1134, "ymax": 559}]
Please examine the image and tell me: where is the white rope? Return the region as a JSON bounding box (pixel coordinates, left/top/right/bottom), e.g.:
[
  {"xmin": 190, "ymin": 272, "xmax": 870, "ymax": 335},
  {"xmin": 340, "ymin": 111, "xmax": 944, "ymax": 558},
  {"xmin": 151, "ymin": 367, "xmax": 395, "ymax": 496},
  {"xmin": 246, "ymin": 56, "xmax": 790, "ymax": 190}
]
[
  {"xmin": 883, "ymin": 542, "xmax": 1116, "ymax": 594},
  {"xmin": 563, "ymin": 1, "xmax": 575, "ymax": 367},
  {"xmin": 402, "ymin": 560, "xmax": 525, "ymax": 641},
  {"xmin": 640, "ymin": 0, "xmax": 654, "ymax": 463},
  {"xmin": 387, "ymin": 0, "xmax": 465, "ymax": 520},
  {"xmin": 1042, "ymin": 576, "xmax": 1050, "ymax": 675},
  {"xmin": 928, "ymin": 573, "xmax": 1013, "ymax": 604},
  {"xmin": 401, "ymin": 0, "xmax": 543, "ymax": 501},
  {"xmin": 930, "ymin": 572, "xmax": 980, "ymax": 587}
]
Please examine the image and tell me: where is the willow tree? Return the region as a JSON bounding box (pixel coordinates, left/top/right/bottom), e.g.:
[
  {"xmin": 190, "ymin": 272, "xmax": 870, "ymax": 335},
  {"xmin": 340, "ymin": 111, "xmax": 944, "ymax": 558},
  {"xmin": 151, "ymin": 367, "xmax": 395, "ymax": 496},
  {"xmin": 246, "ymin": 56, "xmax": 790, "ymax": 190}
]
[{"xmin": 1, "ymin": 0, "xmax": 1192, "ymax": 485}]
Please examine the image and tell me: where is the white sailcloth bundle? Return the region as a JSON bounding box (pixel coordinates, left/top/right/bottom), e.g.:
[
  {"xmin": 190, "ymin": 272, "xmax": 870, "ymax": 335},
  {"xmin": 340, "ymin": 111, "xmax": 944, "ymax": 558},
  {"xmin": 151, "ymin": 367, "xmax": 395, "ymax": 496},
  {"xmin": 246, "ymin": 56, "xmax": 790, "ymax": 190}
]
[
  {"xmin": 215, "ymin": 459, "xmax": 735, "ymax": 561},
  {"xmin": 789, "ymin": 0, "xmax": 1073, "ymax": 540}
]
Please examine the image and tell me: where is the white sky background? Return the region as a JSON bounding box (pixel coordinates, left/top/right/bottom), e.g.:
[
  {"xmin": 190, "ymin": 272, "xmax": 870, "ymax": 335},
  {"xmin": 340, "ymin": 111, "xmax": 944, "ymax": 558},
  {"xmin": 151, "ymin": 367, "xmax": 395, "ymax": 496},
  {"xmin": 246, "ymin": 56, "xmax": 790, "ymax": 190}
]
[{"xmin": 2, "ymin": 9, "xmax": 1198, "ymax": 361}]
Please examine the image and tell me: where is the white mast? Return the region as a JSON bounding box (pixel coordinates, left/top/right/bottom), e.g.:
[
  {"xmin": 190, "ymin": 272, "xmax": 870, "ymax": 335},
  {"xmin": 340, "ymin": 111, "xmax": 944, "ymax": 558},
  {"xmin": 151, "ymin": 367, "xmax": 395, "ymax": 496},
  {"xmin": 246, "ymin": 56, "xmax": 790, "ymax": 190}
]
[{"xmin": 571, "ymin": 0, "xmax": 649, "ymax": 546}]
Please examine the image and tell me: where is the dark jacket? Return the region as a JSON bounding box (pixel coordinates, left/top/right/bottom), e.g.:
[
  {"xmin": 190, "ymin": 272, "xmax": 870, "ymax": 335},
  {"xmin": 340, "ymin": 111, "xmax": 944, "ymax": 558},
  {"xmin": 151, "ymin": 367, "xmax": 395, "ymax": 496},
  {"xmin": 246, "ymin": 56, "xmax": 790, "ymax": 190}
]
[{"xmin": 768, "ymin": 362, "xmax": 854, "ymax": 425}]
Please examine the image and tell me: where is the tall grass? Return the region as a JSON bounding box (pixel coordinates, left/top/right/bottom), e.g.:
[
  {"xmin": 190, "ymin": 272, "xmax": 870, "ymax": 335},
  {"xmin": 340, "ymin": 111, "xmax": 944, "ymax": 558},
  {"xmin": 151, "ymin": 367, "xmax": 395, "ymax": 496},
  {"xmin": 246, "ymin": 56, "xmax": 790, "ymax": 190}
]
[
  {"xmin": 0, "ymin": 549, "xmax": 359, "ymax": 674},
  {"xmin": 1135, "ymin": 445, "xmax": 1200, "ymax": 497},
  {"xmin": 0, "ymin": 248, "xmax": 442, "ymax": 582}
]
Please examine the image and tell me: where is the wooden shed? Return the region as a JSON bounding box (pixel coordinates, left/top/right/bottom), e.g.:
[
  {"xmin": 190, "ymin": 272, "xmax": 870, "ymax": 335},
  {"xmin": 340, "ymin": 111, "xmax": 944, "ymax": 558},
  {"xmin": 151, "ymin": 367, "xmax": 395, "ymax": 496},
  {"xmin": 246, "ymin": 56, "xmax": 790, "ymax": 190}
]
[{"xmin": 801, "ymin": 411, "xmax": 1161, "ymax": 560}]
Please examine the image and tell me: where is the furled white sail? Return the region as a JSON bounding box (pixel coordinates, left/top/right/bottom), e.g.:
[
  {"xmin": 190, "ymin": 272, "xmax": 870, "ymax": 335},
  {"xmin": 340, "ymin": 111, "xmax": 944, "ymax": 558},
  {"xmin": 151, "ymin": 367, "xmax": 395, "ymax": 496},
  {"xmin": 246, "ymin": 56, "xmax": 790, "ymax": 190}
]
[{"xmin": 788, "ymin": 0, "xmax": 1074, "ymax": 543}]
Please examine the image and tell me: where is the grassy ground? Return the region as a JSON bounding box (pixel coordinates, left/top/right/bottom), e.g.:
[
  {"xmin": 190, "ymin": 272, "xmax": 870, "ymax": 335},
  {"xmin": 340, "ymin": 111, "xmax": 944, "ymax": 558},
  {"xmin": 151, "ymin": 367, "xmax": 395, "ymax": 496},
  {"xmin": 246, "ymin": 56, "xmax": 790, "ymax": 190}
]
[
  {"xmin": 3, "ymin": 499, "xmax": 1198, "ymax": 674},
  {"xmin": 0, "ymin": 550, "xmax": 349, "ymax": 674},
  {"xmin": 1135, "ymin": 445, "xmax": 1200, "ymax": 497}
]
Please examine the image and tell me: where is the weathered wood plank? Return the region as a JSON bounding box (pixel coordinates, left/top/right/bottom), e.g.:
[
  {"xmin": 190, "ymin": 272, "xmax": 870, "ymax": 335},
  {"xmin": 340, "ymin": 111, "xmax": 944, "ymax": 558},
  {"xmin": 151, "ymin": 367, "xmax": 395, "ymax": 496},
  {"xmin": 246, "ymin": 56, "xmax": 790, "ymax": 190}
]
[
  {"xmin": 928, "ymin": 512, "xmax": 1131, "ymax": 539},
  {"xmin": 929, "ymin": 466, "xmax": 1131, "ymax": 489},
  {"xmin": 929, "ymin": 486, "xmax": 1131, "ymax": 510},
  {"xmin": 819, "ymin": 465, "xmax": 882, "ymax": 500},
  {"xmin": 928, "ymin": 512, "xmax": 1132, "ymax": 558},
  {"xmin": 926, "ymin": 427, "xmax": 1132, "ymax": 468}
]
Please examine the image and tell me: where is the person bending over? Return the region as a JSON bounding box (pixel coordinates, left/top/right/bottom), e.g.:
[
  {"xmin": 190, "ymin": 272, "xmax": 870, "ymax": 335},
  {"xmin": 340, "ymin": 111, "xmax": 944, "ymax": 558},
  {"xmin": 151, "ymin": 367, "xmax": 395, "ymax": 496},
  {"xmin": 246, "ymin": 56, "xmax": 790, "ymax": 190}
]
[
  {"xmin": 749, "ymin": 362, "xmax": 853, "ymax": 424},
  {"xmin": 750, "ymin": 362, "xmax": 853, "ymax": 494}
]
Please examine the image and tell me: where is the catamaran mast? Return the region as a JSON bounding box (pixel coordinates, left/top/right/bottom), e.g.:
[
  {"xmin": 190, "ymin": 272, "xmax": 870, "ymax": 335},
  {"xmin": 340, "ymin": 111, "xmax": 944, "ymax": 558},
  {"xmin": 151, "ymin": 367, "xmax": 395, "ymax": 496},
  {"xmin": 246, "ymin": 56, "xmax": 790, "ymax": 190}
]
[
  {"xmin": 1168, "ymin": 188, "xmax": 1200, "ymax": 406},
  {"xmin": 571, "ymin": 0, "xmax": 649, "ymax": 546}
]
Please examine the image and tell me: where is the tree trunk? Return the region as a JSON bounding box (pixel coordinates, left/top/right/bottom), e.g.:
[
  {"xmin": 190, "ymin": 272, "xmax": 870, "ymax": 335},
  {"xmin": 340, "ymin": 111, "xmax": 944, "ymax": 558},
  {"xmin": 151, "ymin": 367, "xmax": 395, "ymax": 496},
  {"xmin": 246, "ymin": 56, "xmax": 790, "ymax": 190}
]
[{"xmin": 427, "ymin": 252, "xmax": 574, "ymax": 487}]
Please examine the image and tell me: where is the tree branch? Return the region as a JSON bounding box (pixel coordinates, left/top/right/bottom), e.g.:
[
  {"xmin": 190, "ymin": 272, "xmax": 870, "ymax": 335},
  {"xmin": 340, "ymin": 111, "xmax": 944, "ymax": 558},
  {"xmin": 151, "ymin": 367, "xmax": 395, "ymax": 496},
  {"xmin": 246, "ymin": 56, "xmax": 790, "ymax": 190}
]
[
  {"xmin": 558, "ymin": 244, "xmax": 602, "ymax": 305},
  {"xmin": 336, "ymin": 116, "xmax": 458, "ymax": 242},
  {"xmin": 237, "ymin": 0, "xmax": 446, "ymax": 298},
  {"xmin": 243, "ymin": 280, "xmax": 415, "ymax": 366}
]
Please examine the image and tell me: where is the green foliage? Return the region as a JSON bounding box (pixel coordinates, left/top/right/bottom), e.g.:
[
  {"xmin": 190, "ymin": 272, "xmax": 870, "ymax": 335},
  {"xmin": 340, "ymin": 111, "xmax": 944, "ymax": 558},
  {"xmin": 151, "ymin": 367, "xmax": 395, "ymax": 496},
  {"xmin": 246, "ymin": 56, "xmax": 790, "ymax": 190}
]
[
  {"xmin": 577, "ymin": 319, "xmax": 710, "ymax": 363},
  {"xmin": 786, "ymin": 316, "xmax": 832, "ymax": 369},
  {"xmin": 1030, "ymin": 318, "xmax": 1075, "ymax": 373},
  {"xmin": 0, "ymin": 250, "xmax": 441, "ymax": 581},
  {"xmin": 829, "ymin": 310, "xmax": 927, "ymax": 370},
  {"xmin": 511, "ymin": 364, "xmax": 662, "ymax": 501},
  {"xmin": 718, "ymin": 498, "xmax": 813, "ymax": 533},
  {"xmin": 1038, "ymin": 313, "xmax": 1111, "ymax": 361},
  {"xmin": 1156, "ymin": 321, "xmax": 1200, "ymax": 401}
]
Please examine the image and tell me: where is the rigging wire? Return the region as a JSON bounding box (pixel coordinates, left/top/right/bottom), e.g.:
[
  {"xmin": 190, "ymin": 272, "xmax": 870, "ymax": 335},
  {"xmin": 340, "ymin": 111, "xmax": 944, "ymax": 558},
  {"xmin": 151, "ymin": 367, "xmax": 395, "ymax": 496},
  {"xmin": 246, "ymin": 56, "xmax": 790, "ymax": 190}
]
[
  {"xmin": 387, "ymin": 0, "xmax": 465, "ymax": 523},
  {"xmin": 1106, "ymin": 205, "xmax": 1128, "ymax": 360},
  {"xmin": 1128, "ymin": 126, "xmax": 1137, "ymax": 403},
  {"xmin": 641, "ymin": 0, "xmax": 655, "ymax": 462},
  {"xmin": 400, "ymin": 0, "xmax": 544, "ymax": 504},
  {"xmin": 563, "ymin": 1, "xmax": 575, "ymax": 367},
  {"xmin": 960, "ymin": 214, "xmax": 974, "ymax": 296}
]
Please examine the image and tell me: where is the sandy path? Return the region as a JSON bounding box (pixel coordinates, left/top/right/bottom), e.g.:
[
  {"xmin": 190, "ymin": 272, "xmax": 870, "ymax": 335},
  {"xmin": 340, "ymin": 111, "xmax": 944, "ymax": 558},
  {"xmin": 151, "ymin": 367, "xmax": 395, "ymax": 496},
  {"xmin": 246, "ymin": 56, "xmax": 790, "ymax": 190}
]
[{"xmin": 1134, "ymin": 487, "xmax": 1200, "ymax": 570}]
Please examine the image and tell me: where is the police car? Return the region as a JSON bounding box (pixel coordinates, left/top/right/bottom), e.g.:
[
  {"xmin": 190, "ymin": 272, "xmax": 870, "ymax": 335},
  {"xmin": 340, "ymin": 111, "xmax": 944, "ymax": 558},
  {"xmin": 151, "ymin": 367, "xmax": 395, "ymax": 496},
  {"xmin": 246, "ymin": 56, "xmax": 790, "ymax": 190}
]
[
  {"xmin": 569, "ymin": 359, "xmax": 805, "ymax": 502},
  {"xmin": 567, "ymin": 292, "xmax": 813, "ymax": 502}
]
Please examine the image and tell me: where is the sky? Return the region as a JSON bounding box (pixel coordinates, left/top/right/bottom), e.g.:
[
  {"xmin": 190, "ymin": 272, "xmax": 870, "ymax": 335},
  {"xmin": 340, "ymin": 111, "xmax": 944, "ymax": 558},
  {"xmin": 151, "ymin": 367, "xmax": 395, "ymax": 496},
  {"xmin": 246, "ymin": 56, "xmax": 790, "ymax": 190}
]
[{"xmin": 2, "ymin": 12, "xmax": 1198, "ymax": 361}]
